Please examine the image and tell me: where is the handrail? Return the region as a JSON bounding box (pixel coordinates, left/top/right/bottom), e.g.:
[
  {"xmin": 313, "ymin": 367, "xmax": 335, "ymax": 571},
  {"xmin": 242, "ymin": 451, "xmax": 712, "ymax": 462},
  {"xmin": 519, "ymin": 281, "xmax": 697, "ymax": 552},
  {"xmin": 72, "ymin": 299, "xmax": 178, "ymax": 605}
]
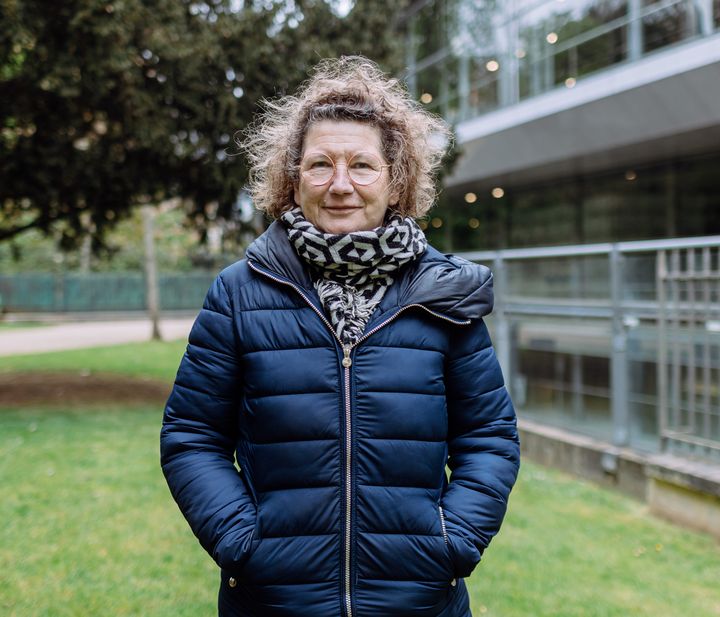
[
  {"xmin": 457, "ymin": 235, "xmax": 720, "ymax": 262},
  {"xmin": 407, "ymin": 0, "xmax": 718, "ymax": 118}
]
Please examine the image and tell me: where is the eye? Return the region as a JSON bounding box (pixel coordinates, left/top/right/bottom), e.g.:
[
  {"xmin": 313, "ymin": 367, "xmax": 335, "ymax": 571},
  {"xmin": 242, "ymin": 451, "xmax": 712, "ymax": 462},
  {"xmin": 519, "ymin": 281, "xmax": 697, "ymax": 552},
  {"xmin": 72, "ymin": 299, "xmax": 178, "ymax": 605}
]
[
  {"xmin": 350, "ymin": 157, "xmax": 380, "ymax": 170},
  {"xmin": 308, "ymin": 159, "xmax": 332, "ymax": 169}
]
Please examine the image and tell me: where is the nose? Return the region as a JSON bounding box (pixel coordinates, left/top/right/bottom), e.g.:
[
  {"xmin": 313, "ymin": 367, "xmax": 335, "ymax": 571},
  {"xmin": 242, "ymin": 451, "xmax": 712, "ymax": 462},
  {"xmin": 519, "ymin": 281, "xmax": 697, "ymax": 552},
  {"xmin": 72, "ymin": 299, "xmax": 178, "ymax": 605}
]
[{"xmin": 329, "ymin": 163, "xmax": 354, "ymax": 194}]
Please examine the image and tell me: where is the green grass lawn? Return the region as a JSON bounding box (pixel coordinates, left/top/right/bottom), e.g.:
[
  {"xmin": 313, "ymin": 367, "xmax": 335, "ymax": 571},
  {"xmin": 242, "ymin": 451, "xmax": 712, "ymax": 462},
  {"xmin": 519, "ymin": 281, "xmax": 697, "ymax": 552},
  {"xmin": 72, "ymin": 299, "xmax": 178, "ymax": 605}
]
[
  {"xmin": 1, "ymin": 341, "xmax": 719, "ymax": 616},
  {"xmin": 0, "ymin": 321, "xmax": 51, "ymax": 329},
  {"xmin": 0, "ymin": 404, "xmax": 216, "ymax": 617},
  {"xmin": 0, "ymin": 340, "xmax": 187, "ymax": 382}
]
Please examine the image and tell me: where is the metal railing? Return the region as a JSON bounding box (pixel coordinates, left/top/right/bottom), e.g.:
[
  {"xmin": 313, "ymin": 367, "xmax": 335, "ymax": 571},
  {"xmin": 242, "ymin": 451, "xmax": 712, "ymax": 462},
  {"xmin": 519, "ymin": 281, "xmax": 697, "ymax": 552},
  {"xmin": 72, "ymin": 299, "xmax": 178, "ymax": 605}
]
[
  {"xmin": 0, "ymin": 271, "xmax": 215, "ymax": 313},
  {"xmin": 3, "ymin": 236, "xmax": 719, "ymax": 460},
  {"xmin": 458, "ymin": 234, "xmax": 720, "ymax": 460},
  {"xmin": 407, "ymin": 0, "xmax": 719, "ymax": 122}
]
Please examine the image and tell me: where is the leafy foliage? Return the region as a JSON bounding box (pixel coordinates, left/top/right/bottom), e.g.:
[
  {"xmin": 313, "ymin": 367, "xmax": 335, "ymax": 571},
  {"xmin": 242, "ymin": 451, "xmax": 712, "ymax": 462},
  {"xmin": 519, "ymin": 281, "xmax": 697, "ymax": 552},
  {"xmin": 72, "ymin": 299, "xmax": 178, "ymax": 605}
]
[{"xmin": 0, "ymin": 0, "xmax": 408, "ymax": 251}]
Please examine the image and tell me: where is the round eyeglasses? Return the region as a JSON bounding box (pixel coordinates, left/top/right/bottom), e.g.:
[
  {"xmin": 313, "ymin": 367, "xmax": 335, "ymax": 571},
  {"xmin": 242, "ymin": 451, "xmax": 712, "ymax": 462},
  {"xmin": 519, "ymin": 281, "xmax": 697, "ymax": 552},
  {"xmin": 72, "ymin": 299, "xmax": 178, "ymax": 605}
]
[{"xmin": 299, "ymin": 152, "xmax": 390, "ymax": 186}]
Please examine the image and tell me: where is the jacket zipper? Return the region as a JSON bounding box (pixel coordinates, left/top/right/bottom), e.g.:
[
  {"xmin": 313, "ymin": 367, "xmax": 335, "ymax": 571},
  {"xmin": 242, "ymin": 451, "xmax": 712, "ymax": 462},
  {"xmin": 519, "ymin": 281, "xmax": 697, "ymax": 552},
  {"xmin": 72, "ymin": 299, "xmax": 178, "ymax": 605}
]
[
  {"xmin": 438, "ymin": 506, "xmax": 457, "ymax": 587},
  {"xmin": 247, "ymin": 261, "xmax": 469, "ymax": 616},
  {"xmin": 342, "ymin": 344, "xmax": 353, "ymax": 617},
  {"xmin": 438, "ymin": 505, "xmax": 449, "ymax": 544},
  {"xmin": 248, "ymin": 262, "xmax": 356, "ymax": 616}
]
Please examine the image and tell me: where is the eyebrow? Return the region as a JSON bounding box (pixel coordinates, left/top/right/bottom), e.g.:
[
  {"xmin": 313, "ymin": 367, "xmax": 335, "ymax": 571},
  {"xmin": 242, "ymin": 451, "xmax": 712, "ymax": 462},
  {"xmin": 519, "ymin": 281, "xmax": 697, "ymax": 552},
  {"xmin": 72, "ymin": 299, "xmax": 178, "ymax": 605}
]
[{"xmin": 302, "ymin": 149, "xmax": 382, "ymax": 160}]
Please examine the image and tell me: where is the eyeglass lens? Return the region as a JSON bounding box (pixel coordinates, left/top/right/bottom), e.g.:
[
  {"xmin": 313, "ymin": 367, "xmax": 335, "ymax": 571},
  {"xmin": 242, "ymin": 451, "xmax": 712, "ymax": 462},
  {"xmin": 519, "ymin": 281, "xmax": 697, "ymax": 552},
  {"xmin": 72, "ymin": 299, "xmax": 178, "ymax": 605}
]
[{"xmin": 301, "ymin": 152, "xmax": 384, "ymax": 186}]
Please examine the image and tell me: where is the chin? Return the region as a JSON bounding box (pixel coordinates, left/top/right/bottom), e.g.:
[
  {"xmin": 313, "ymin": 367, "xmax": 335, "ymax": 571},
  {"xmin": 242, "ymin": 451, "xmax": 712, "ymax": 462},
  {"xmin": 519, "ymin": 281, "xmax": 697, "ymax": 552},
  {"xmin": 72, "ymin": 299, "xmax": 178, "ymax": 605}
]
[
  {"xmin": 323, "ymin": 222, "xmax": 364, "ymax": 234},
  {"xmin": 318, "ymin": 216, "xmax": 375, "ymax": 234}
]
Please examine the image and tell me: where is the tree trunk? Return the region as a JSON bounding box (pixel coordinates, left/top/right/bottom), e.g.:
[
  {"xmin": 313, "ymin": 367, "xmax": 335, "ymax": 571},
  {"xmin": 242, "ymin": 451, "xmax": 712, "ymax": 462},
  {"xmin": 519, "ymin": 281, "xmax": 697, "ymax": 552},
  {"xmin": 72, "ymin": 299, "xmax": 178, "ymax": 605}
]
[{"xmin": 142, "ymin": 204, "xmax": 162, "ymax": 341}]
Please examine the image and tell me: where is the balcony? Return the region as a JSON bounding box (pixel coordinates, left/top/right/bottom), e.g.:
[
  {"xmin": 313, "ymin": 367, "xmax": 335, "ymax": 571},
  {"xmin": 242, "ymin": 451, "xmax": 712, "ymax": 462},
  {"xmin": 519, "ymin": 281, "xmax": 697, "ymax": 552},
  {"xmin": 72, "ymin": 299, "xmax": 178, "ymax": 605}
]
[{"xmin": 405, "ymin": 0, "xmax": 720, "ymax": 185}]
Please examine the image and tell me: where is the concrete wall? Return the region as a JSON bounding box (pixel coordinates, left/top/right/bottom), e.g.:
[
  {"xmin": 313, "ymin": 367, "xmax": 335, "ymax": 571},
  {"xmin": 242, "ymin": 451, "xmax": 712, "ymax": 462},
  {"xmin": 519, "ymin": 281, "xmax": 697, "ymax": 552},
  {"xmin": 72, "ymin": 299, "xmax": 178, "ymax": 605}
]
[{"xmin": 519, "ymin": 418, "xmax": 720, "ymax": 540}]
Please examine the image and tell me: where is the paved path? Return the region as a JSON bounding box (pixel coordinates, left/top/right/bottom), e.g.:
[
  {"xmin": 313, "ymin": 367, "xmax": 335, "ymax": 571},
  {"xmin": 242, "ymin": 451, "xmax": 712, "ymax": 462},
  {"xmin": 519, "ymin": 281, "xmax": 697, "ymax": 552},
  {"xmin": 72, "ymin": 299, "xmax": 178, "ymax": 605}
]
[{"xmin": 0, "ymin": 318, "xmax": 194, "ymax": 357}]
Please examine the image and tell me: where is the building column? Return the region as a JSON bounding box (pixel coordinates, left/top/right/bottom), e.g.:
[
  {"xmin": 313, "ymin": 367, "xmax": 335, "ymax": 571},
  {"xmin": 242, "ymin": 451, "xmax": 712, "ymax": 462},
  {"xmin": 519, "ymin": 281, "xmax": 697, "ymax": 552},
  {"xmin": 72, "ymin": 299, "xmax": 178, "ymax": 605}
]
[
  {"xmin": 628, "ymin": 0, "xmax": 644, "ymax": 61},
  {"xmin": 696, "ymin": 0, "xmax": 714, "ymax": 35},
  {"xmin": 458, "ymin": 54, "xmax": 469, "ymax": 121},
  {"xmin": 610, "ymin": 246, "xmax": 630, "ymax": 447}
]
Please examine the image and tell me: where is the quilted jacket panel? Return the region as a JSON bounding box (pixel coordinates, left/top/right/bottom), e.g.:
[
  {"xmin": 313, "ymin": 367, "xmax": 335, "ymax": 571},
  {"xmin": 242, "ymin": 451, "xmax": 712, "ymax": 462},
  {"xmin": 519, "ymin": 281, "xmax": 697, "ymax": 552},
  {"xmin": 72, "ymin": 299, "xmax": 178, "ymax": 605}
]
[{"xmin": 161, "ymin": 222, "xmax": 520, "ymax": 616}]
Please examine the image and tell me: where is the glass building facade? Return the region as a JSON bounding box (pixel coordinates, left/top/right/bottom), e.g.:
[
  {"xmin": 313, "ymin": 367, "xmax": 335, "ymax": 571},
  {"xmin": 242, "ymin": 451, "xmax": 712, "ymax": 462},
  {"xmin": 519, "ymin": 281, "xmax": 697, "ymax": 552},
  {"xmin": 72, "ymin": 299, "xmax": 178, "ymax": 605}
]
[
  {"xmin": 425, "ymin": 152, "xmax": 720, "ymax": 251},
  {"xmin": 404, "ymin": 0, "xmax": 720, "ymax": 252},
  {"xmin": 407, "ymin": 0, "xmax": 720, "ymax": 125},
  {"xmin": 404, "ymin": 1, "xmax": 720, "ymax": 459}
]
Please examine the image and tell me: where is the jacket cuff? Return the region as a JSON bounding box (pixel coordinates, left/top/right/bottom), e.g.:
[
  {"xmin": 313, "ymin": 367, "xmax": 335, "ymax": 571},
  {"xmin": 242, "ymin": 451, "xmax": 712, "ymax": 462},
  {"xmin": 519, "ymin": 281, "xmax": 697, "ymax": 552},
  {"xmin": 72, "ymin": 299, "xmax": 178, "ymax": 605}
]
[
  {"xmin": 446, "ymin": 523, "xmax": 482, "ymax": 578},
  {"xmin": 212, "ymin": 515, "xmax": 258, "ymax": 572}
]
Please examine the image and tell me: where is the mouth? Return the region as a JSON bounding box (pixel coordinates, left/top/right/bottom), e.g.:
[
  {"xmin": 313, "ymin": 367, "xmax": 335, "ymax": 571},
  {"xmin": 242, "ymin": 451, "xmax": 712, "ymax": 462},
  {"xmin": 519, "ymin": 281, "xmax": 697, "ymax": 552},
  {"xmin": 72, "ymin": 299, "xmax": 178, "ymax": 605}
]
[{"xmin": 323, "ymin": 205, "xmax": 361, "ymax": 212}]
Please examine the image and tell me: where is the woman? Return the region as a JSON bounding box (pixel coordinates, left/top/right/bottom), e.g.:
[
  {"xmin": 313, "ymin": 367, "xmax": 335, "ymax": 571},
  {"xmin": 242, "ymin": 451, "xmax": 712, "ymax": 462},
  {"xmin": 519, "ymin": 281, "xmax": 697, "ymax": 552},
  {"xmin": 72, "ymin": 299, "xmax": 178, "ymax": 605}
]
[{"xmin": 161, "ymin": 56, "xmax": 519, "ymax": 617}]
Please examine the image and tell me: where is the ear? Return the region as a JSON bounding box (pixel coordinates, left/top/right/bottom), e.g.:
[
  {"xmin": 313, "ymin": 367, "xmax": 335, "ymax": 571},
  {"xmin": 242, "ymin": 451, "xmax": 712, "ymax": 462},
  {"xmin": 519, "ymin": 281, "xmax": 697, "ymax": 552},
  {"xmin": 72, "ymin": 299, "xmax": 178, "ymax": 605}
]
[
  {"xmin": 388, "ymin": 186, "xmax": 400, "ymax": 207},
  {"xmin": 293, "ymin": 183, "xmax": 301, "ymax": 206}
]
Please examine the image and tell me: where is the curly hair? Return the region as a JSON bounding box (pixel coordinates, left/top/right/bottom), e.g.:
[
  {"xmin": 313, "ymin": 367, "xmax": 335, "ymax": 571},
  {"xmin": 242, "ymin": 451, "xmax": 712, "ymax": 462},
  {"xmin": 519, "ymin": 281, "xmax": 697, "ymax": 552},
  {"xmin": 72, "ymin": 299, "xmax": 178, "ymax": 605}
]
[{"xmin": 240, "ymin": 56, "xmax": 452, "ymax": 220}]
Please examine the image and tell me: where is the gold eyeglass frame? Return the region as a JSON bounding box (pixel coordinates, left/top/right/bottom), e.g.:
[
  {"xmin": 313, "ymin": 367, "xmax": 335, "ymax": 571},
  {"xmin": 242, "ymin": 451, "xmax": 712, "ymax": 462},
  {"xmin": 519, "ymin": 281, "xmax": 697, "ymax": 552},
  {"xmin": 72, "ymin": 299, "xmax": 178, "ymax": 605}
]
[{"xmin": 299, "ymin": 152, "xmax": 391, "ymax": 186}]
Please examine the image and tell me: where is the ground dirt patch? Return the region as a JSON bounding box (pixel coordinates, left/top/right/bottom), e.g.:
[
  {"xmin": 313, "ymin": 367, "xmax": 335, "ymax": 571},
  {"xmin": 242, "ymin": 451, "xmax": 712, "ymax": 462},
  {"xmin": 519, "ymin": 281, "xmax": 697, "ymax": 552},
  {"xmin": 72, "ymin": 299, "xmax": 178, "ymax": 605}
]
[{"xmin": 0, "ymin": 372, "xmax": 171, "ymax": 406}]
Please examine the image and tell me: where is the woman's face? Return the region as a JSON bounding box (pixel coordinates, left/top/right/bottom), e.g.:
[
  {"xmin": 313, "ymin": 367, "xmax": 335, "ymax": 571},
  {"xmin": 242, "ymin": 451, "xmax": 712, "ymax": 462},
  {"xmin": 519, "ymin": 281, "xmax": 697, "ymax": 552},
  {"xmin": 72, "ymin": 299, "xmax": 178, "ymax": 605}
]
[{"xmin": 293, "ymin": 120, "xmax": 399, "ymax": 234}]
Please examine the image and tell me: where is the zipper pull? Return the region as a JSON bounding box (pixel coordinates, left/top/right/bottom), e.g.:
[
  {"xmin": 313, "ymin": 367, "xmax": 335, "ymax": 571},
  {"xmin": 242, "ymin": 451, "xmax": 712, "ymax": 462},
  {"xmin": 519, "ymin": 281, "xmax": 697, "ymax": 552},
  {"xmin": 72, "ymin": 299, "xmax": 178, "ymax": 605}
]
[{"xmin": 342, "ymin": 345, "xmax": 352, "ymax": 368}]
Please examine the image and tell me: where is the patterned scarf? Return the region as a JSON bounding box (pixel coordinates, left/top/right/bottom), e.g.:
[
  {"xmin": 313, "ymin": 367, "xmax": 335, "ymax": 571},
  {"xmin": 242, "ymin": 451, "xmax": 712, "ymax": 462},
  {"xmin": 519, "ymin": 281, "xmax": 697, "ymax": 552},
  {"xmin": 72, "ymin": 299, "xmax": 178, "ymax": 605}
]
[{"xmin": 281, "ymin": 206, "xmax": 427, "ymax": 346}]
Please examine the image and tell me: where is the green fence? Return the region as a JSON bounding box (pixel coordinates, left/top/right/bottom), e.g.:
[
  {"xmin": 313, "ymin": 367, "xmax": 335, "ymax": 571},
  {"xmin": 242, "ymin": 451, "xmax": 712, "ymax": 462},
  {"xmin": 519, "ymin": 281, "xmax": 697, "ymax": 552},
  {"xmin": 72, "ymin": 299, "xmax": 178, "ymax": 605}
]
[{"xmin": 0, "ymin": 272, "xmax": 216, "ymax": 312}]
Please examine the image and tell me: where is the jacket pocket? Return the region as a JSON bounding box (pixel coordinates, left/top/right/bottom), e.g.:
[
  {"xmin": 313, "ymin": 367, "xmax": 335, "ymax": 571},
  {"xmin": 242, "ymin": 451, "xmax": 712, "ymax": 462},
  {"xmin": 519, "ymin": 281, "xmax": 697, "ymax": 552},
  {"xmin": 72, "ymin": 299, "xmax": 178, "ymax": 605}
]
[
  {"xmin": 225, "ymin": 512, "xmax": 262, "ymax": 586},
  {"xmin": 442, "ymin": 511, "xmax": 482, "ymax": 580},
  {"xmin": 438, "ymin": 505, "xmax": 449, "ymax": 545},
  {"xmin": 438, "ymin": 506, "xmax": 457, "ymax": 587}
]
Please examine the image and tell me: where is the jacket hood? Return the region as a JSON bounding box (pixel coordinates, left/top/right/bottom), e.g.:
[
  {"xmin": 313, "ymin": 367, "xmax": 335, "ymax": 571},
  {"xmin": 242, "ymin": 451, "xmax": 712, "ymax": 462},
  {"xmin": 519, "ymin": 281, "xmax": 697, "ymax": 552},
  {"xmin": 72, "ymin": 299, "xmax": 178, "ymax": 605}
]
[
  {"xmin": 245, "ymin": 221, "xmax": 494, "ymax": 322},
  {"xmin": 398, "ymin": 245, "xmax": 494, "ymax": 321}
]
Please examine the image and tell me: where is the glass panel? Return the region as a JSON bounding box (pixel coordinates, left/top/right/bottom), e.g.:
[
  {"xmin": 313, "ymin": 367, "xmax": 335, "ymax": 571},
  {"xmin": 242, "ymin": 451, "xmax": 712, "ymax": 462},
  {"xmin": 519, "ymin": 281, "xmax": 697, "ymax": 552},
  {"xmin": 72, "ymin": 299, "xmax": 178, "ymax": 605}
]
[
  {"xmin": 407, "ymin": 0, "xmax": 717, "ymax": 115},
  {"xmin": 627, "ymin": 326, "xmax": 661, "ymax": 452},
  {"xmin": 466, "ymin": 56, "xmax": 500, "ymax": 116},
  {"xmin": 517, "ymin": 0, "xmax": 629, "ymax": 96},
  {"xmin": 623, "ymin": 252, "xmax": 656, "ymax": 302},
  {"xmin": 444, "ymin": 153, "xmax": 720, "ymax": 251},
  {"xmin": 514, "ymin": 317, "xmax": 613, "ymax": 443},
  {"xmin": 508, "ymin": 185, "xmax": 580, "ymax": 247},
  {"xmin": 554, "ymin": 28, "xmax": 627, "ymax": 83},
  {"xmin": 410, "ymin": 0, "xmax": 448, "ymax": 61},
  {"xmin": 553, "ymin": 0, "xmax": 628, "ymax": 83},
  {"xmin": 517, "ymin": 8, "xmax": 557, "ymax": 97},
  {"xmin": 415, "ymin": 63, "xmax": 444, "ymax": 115},
  {"xmin": 505, "ymin": 256, "xmax": 610, "ymax": 301},
  {"xmin": 675, "ymin": 154, "xmax": 720, "ymax": 237},
  {"xmin": 440, "ymin": 55, "xmax": 462, "ymax": 122},
  {"xmin": 642, "ymin": 0, "xmax": 699, "ymax": 53},
  {"xmin": 447, "ymin": 196, "xmax": 504, "ymax": 252},
  {"xmin": 414, "ymin": 55, "xmax": 462, "ymax": 119},
  {"xmin": 582, "ymin": 169, "xmax": 669, "ymax": 243}
]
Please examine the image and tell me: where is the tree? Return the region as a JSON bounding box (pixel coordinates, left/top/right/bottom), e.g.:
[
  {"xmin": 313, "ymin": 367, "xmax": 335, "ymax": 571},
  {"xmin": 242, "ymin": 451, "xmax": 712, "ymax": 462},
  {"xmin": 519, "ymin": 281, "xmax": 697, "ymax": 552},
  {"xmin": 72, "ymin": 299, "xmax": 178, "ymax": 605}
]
[{"xmin": 0, "ymin": 0, "xmax": 409, "ymax": 250}]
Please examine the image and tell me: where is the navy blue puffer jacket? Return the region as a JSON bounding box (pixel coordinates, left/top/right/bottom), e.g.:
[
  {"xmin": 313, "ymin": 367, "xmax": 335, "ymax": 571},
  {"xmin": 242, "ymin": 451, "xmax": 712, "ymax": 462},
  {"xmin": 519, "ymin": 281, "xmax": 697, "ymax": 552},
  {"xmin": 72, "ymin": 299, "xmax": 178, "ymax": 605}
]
[{"xmin": 161, "ymin": 222, "xmax": 520, "ymax": 617}]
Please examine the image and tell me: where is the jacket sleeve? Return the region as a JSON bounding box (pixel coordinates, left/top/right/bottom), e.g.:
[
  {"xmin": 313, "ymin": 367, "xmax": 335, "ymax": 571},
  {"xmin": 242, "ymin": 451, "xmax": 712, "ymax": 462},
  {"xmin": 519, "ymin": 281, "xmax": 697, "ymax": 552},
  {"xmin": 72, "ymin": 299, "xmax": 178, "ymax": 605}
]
[
  {"xmin": 441, "ymin": 317, "xmax": 520, "ymax": 578},
  {"xmin": 160, "ymin": 273, "xmax": 256, "ymax": 572}
]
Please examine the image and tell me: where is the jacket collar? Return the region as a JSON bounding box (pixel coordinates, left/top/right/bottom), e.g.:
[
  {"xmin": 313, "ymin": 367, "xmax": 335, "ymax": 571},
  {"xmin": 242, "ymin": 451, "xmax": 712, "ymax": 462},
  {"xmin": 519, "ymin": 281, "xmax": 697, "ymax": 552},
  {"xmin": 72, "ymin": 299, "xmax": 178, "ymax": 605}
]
[{"xmin": 245, "ymin": 220, "xmax": 494, "ymax": 322}]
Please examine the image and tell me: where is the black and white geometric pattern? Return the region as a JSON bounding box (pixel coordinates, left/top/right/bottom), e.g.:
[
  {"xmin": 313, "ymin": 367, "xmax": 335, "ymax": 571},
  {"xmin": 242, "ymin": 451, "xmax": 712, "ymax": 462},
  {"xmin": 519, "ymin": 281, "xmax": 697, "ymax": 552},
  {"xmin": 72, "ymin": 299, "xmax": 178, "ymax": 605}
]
[{"xmin": 281, "ymin": 206, "xmax": 427, "ymax": 345}]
